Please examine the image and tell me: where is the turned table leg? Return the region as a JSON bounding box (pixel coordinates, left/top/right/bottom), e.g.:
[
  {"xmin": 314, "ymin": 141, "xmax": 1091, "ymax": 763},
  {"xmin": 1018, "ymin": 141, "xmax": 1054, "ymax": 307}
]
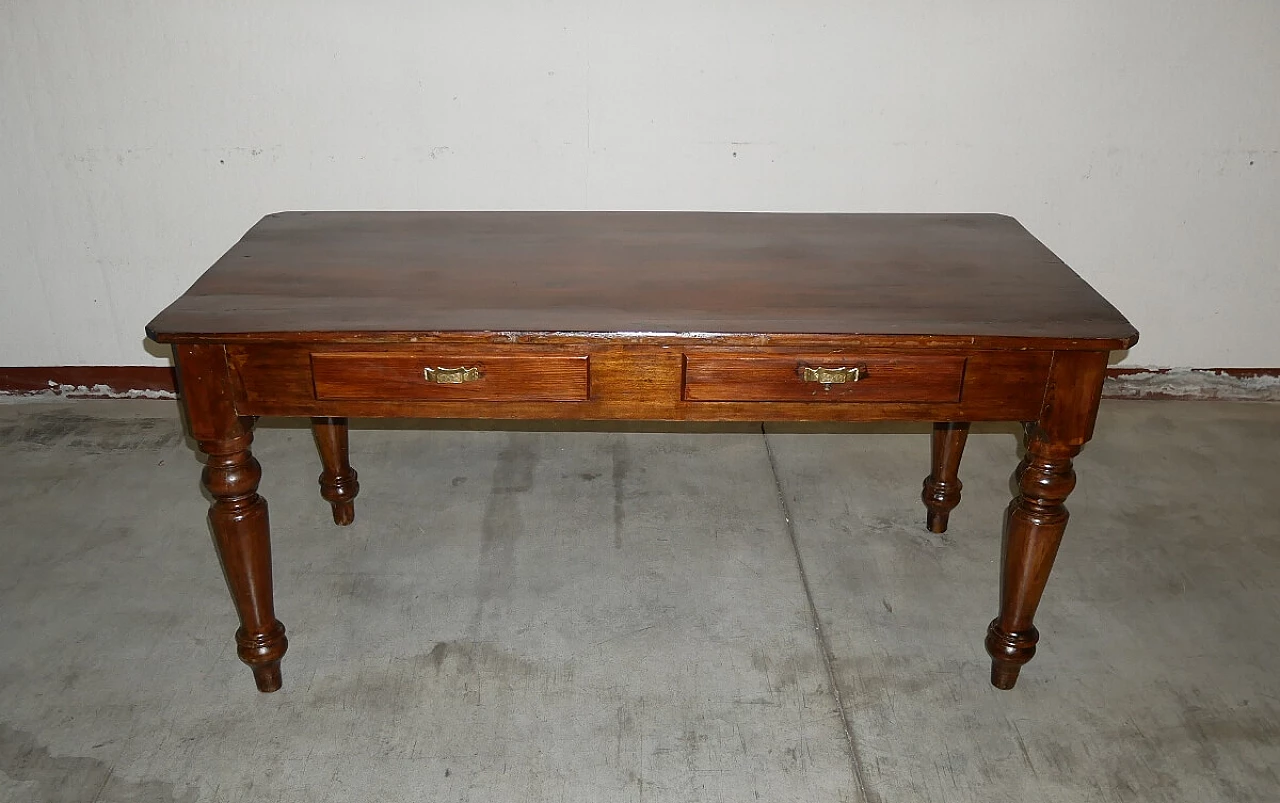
[
  {"xmin": 311, "ymin": 416, "xmax": 359, "ymax": 526},
  {"xmin": 985, "ymin": 351, "xmax": 1108, "ymax": 689},
  {"xmin": 985, "ymin": 435, "xmax": 1079, "ymax": 689},
  {"xmin": 922, "ymin": 421, "xmax": 970, "ymax": 533},
  {"xmin": 201, "ymin": 422, "xmax": 288, "ymax": 692},
  {"xmin": 177, "ymin": 345, "xmax": 288, "ymax": 692}
]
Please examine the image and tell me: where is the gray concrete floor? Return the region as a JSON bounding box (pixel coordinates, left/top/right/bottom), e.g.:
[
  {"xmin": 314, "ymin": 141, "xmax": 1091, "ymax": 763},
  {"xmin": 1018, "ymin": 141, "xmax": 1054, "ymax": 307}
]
[{"xmin": 0, "ymin": 399, "xmax": 1277, "ymax": 803}]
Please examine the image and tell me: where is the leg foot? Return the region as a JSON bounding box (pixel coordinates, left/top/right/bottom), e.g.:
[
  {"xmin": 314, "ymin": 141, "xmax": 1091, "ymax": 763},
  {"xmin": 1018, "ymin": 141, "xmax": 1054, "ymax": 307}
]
[
  {"xmin": 312, "ymin": 417, "xmax": 359, "ymax": 526},
  {"xmin": 922, "ymin": 421, "xmax": 969, "ymax": 533},
  {"xmin": 236, "ymin": 621, "xmax": 288, "ymax": 692},
  {"xmin": 329, "ymin": 501, "xmax": 355, "ymax": 527},
  {"xmin": 251, "ymin": 662, "xmax": 283, "ymax": 693},
  {"xmin": 989, "ymin": 660, "xmax": 1021, "ymax": 690},
  {"xmin": 925, "ymin": 510, "xmax": 945, "ymax": 534},
  {"xmin": 985, "ymin": 620, "xmax": 1037, "ymax": 689}
]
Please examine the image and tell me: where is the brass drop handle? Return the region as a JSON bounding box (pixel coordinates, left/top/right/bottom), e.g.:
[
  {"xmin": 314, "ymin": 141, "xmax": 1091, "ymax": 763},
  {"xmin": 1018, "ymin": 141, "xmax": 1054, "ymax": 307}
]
[
  {"xmin": 423, "ymin": 366, "xmax": 482, "ymax": 384},
  {"xmin": 800, "ymin": 365, "xmax": 865, "ymax": 385}
]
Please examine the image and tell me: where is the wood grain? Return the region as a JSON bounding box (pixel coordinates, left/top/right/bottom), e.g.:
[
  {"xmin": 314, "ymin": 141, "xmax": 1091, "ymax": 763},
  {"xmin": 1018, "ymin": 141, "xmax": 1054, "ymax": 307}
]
[
  {"xmin": 684, "ymin": 353, "xmax": 966, "ymax": 403},
  {"xmin": 986, "ymin": 350, "xmax": 1110, "ymax": 688},
  {"xmin": 174, "ymin": 345, "xmax": 287, "ymax": 692},
  {"xmin": 311, "ymin": 352, "xmax": 589, "ymax": 402},
  {"xmin": 146, "ymin": 212, "xmax": 1138, "ymax": 351},
  {"xmin": 311, "ymin": 416, "xmax": 359, "ymax": 526},
  {"xmin": 227, "ymin": 343, "xmax": 1052, "ymax": 423},
  {"xmin": 922, "ymin": 421, "xmax": 970, "ymax": 533}
]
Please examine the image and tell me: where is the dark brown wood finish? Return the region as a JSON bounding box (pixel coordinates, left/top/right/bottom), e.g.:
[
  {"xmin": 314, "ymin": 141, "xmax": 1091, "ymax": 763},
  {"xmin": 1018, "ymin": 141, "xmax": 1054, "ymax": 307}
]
[
  {"xmin": 311, "ymin": 352, "xmax": 590, "ymax": 402},
  {"xmin": 986, "ymin": 351, "xmax": 1110, "ymax": 689},
  {"xmin": 174, "ymin": 344, "xmax": 287, "ymax": 692},
  {"xmin": 922, "ymin": 422, "xmax": 970, "ymax": 533},
  {"xmin": 684, "ymin": 353, "xmax": 967, "ymax": 403},
  {"xmin": 149, "ymin": 212, "xmax": 1137, "ymax": 692},
  {"xmin": 147, "ymin": 212, "xmax": 1137, "ymax": 350},
  {"xmin": 311, "ymin": 417, "xmax": 359, "ymax": 526},
  {"xmin": 226, "ymin": 344, "xmax": 1054, "ymax": 423}
]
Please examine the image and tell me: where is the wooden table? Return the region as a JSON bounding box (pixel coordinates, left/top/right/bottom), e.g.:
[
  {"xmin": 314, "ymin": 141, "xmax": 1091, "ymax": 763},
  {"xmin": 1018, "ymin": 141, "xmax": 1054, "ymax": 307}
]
[{"xmin": 147, "ymin": 212, "xmax": 1138, "ymax": 693}]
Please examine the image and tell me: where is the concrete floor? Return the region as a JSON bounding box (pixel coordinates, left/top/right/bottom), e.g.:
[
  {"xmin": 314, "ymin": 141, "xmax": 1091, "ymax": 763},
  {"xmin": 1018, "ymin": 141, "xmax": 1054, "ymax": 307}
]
[{"xmin": 0, "ymin": 399, "xmax": 1277, "ymax": 803}]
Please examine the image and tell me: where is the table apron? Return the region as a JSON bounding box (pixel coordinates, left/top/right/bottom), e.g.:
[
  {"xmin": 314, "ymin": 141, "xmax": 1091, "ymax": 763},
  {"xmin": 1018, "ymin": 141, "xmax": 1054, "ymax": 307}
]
[{"xmin": 225, "ymin": 343, "xmax": 1055, "ymax": 423}]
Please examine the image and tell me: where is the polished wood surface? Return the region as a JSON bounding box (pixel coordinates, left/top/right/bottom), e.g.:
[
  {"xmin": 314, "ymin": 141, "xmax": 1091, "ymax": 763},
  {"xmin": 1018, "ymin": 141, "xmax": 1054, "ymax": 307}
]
[
  {"xmin": 147, "ymin": 212, "xmax": 1137, "ymax": 350},
  {"xmin": 985, "ymin": 350, "xmax": 1109, "ymax": 688},
  {"xmin": 922, "ymin": 421, "xmax": 970, "ymax": 533},
  {"xmin": 175, "ymin": 344, "xmax": 287, "ymax": 692},
  {"xmin": 227, "ymin": 343, "xmax": 1054, "ymax": 422},
  {"xmin": 311, "ymin": 351, "xmax": 590, "ymax": 402},
  {"xmin": 150, "ymin": 212, "xmax": 1137, "ymax": 693},
  {"xmin": 683, "ymin": 353, "xmax": 967, "ymax": 403},
  {"xmin": 311, "ymin": 417, "xmax": 358, "ymax": 526}
]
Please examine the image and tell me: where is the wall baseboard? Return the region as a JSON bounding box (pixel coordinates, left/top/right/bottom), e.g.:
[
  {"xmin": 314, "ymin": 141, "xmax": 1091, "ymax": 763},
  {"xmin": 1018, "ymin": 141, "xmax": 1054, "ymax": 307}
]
[
  {"xmin": 0, "ymin": 366, "xmax": 177, "ymax": 399},
  {"xmin": 2, "ymin": 365, "xmax": 1279, "ymax": 402},
  {"xmin": 1103, "ymin": 367, "xmax": 1280, "ymax": 401}
]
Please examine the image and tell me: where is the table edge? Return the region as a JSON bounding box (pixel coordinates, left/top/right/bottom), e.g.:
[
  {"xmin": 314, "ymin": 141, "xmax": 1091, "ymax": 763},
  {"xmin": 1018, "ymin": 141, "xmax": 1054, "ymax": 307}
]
[{"xmin": 146, "ymin": 327, "xmax": 1139, "ymax": 352}]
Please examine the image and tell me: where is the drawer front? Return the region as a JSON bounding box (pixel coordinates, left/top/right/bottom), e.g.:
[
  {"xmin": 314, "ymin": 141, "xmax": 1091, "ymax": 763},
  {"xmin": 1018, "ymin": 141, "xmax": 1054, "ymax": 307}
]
[
  {"xmin": 311, "ymin": 352, "xmax": 589, "ymax": 401},
  {"xmin": 684, "ymin": 353, "xmax": 966, "ymax": 403}
]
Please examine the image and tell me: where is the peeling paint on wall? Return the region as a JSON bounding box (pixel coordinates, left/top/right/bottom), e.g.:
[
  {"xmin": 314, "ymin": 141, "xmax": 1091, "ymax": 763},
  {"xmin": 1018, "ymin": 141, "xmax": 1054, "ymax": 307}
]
[
  {"xmin": 0, "ymin": 383, "xmax": 177, "ymax": 402},
  {"xmin": 1104, "ymin": 369, "xmax": 1280, "ymax": 401}
]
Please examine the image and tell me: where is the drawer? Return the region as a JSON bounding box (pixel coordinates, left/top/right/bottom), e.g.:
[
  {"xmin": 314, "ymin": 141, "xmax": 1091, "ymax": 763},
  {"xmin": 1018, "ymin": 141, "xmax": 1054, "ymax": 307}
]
[
  {"xmin": 310, "ymin": 352, "xmax": 589, "ymax": 401},
  {"xmin": 683, "ymin": 353, "xmax": 966, "ymax": 403}
]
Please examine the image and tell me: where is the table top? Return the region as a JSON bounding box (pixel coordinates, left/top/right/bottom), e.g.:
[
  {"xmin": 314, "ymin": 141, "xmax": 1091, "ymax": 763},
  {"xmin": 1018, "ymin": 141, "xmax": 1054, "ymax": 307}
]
[{"xmin": 146, "ymin": 212, "xmax": 1138, "ymax": 350}]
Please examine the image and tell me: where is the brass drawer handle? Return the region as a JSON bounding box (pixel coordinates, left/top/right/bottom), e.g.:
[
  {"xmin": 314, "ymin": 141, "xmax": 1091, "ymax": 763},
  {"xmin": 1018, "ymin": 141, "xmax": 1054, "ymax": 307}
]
[
  {"xmin": 800, "ymin": 365, "xmax": 864, "ymax": 385},
  {"xmin": 423, "ymin": 366, "xmax": 482, "ymax": 384}
]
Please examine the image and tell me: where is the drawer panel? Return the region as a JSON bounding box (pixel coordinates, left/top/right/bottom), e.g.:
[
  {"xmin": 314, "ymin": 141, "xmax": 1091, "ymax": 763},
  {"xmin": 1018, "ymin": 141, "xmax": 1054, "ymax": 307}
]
[
  {"xmin": 684, "ymin": 353, "xmax": 966, "ymax": 403},
  {"xmin": 311, "ymin": 352, "xmax": 589, "ymax": 401}
]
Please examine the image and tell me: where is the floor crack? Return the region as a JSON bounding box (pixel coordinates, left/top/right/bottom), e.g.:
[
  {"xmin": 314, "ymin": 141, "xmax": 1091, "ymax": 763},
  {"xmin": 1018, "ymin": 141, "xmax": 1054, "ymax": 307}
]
[{"xmin": 762, "ymin": 424, "xmax": 881, "ymax": 803}]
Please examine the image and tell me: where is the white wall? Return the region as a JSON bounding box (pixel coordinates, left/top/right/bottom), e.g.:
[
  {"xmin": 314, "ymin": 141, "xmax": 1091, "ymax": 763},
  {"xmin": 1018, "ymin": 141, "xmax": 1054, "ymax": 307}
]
[{"xmin": 2, "ymin": 1, "xmax": 1277, "ymax": 368}]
